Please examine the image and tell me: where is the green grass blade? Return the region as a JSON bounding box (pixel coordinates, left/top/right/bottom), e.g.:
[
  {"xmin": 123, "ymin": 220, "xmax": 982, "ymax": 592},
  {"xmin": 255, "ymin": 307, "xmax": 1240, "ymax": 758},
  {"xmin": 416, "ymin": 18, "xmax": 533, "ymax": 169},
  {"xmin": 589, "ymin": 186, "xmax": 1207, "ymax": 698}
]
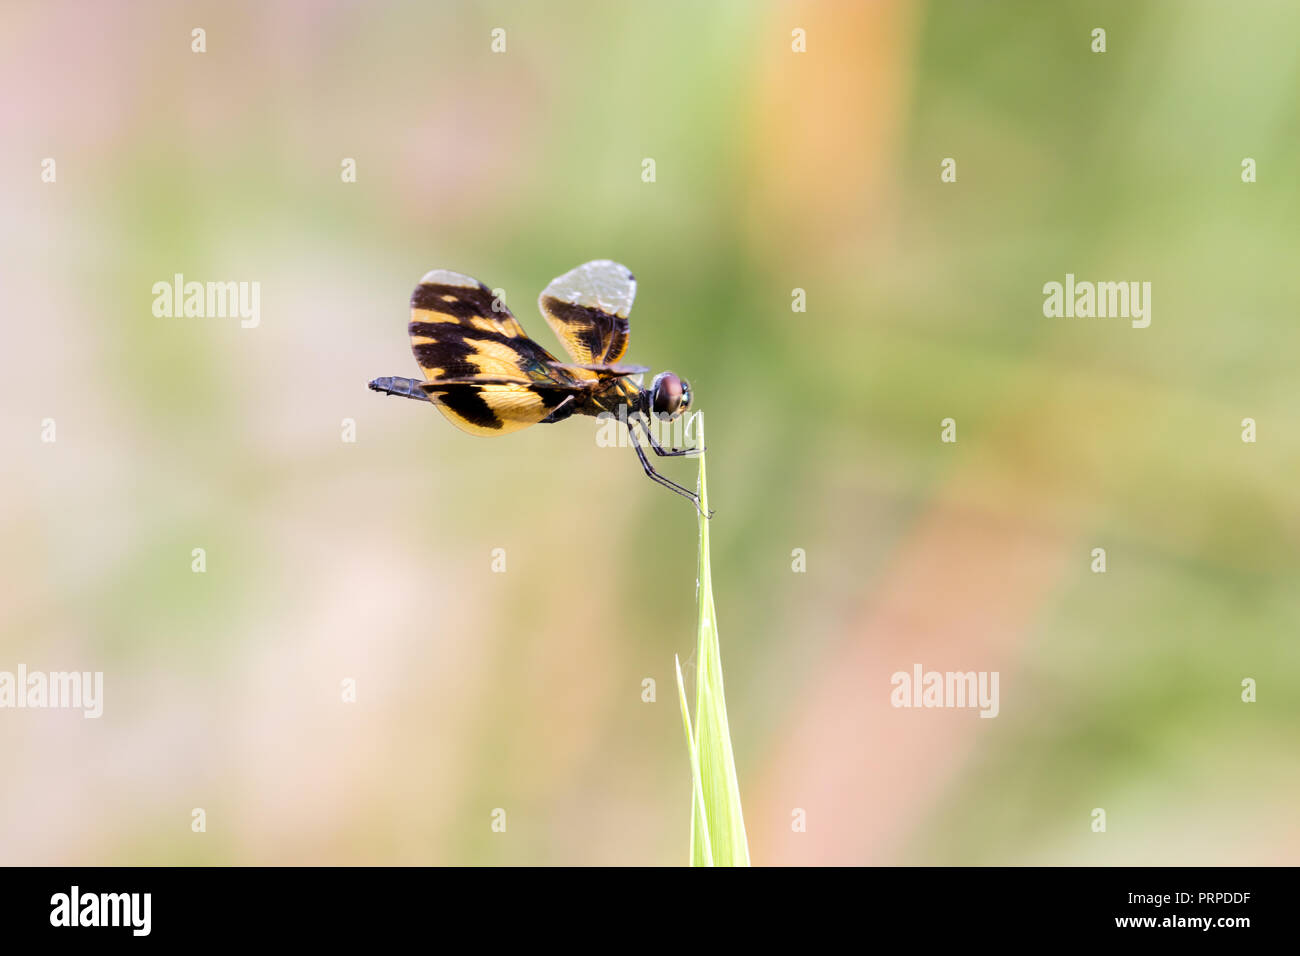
[
  {"xmin": 684, "ymin": 413, "xmax": 751, "ymax": 866},
  {"xmin": 675, "ymin": 654, "xmax": 713, "ymax": 866}
]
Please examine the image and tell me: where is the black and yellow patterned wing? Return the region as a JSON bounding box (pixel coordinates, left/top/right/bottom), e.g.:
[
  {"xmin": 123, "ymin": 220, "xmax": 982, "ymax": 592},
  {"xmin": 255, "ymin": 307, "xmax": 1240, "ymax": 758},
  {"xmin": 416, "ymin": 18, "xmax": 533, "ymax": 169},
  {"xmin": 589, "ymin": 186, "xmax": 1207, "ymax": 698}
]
[
  {"xmin": 409, "ymin": 269, "xmax": 583, "ymax": 435},
  {"xmin": 537, "ymin": 260, "xmax": 637, "ymax": 378},
  {"xmin": 419, "ymin": 381, "xmax": 580, "ymax": 436}
]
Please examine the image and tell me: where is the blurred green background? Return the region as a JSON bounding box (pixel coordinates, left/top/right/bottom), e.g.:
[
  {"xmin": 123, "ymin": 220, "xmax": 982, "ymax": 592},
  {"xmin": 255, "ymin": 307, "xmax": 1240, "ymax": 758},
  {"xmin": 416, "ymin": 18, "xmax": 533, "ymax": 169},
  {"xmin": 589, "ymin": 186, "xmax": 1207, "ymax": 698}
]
[{"xmin": 2, "ymin": 0, "xmax": 1297, "ymax": 865}]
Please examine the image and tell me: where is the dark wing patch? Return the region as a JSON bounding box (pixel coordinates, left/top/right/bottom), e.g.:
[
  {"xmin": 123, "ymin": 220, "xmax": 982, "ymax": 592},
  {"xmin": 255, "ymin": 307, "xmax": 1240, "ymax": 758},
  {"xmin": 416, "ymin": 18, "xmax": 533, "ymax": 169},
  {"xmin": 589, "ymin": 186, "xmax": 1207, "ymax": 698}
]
[
  {"xmin": 409, "ymin": 268, "xmax": 574, "ymax": 386},
  {"xmin": 427, "ymin": 384, "xmax": 502, "ymax": 432},
  {"xmin": 421, "ymin": 382, "xmax": 576, "ymax": 436},
  {"xmin": 408, "ymin": 268, "xmax": 590, "ymax": 436},
  {"xmin": 538, "ymin": 260, "xmax": 636, "ymax": 373}
]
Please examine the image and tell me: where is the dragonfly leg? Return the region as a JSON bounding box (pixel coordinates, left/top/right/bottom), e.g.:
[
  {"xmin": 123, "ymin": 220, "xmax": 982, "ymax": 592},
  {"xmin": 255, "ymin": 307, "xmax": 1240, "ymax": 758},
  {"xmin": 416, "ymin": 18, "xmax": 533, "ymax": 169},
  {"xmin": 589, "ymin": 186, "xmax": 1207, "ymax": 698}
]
[
  {"xmin": 628, "ymin": 419, "xmax": 713, "ymax": 517},
  {"xmin": 633, "ymin": 411, "xmax": 704, "ymax": 457},
  {"xmin": 540, "ymin": 394, "xmax": 577, "ymax": 424}
]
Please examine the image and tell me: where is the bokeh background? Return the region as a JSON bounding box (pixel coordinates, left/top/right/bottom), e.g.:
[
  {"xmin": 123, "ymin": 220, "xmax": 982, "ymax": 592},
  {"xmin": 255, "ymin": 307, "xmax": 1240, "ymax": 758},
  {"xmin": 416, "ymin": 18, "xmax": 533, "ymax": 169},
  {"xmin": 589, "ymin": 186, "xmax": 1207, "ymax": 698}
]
[{"xmin": 2, "ymin": 0, "xmax": 1297, "ymax": 865}]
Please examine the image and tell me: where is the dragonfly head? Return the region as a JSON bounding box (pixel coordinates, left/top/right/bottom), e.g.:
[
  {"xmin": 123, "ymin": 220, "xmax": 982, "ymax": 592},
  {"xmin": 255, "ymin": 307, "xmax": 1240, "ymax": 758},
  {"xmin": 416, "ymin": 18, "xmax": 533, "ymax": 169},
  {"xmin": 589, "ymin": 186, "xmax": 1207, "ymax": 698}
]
[{"xmin": 649, "ymin": 371, "xmax": 691, "ymax": 420}]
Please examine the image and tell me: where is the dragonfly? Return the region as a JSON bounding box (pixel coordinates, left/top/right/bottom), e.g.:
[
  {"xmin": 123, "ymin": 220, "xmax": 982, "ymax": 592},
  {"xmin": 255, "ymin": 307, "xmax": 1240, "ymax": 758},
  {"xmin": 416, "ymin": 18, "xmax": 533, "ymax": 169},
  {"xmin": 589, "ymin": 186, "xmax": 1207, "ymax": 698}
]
[{"xmin": 369, "ymin": 260, "xmax": 709, "ymax": 515}]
